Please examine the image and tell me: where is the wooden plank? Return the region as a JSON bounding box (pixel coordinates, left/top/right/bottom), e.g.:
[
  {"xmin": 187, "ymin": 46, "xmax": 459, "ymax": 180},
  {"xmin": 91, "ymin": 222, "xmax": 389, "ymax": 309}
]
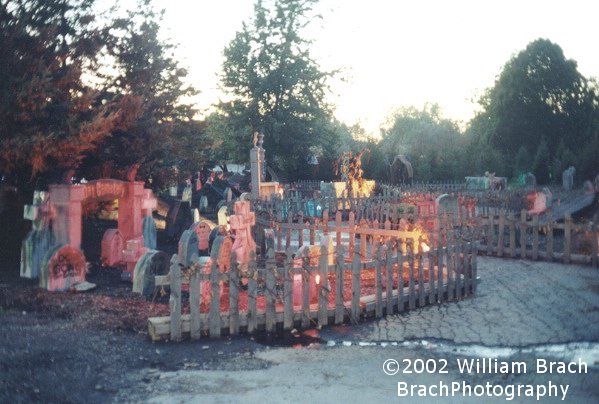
[
  {"xmin": 509, "ymin": 211, "xmax": 516, "ymax": 258},
  {"xmin": 285, "ymin": 211, "xmax": 292, "ymax": 249},
  {"xmin": 302, "ymin": 257, "xmax": 310, "ymax": 328},
  {"xmin": 591, "ymin": 222, "xmax": 598, "ymax": 268},
  {"xmin": 397, "ymin": 249, "xmax": 404, "ymax": 312},
  {"xmin": 472, "ymin": 242, "xmax": 478, "ymax": 294},
  {"xmin": 349, "ymin": 212, "xmax": 355, "ymax": 257},
  {"xmin": 228, "ymin": 253, "xmax": 239, "ymax": 336},
  {"xmin": 417, "ymin": 249, "xmax": 425, "ymax": 307},
  {"xmin": 564, "ymin": 214, "xmax": 572, "ymax": 264},
  {"xmin": 248, "ymin": 252, "xmax": 258, "ymax": 333},
  {"xmin": 375, "ymin": 242, "xmax": 383, "ymax": 317},
  {"xmin": 265, "ymin": 249, "xmax": 276, "ymax": 333},
  {"xmin": 446, "ymin": 244, "xmax": 455, "ymax": 301},
  {"xmin": 283, "ymin": 247, "xmax": 294, "ymax": 330},
  {"xmin": 335, "ymin": 211, "xmax": 342, "ymax": 252},
  {"xmin": 497, "ymin": 210, "xmax": 505, "ymax": 257},
  {"xmin": 455, "ymin": 243, "xmax": 462, "ymax": 298},
  {"xmin": 335, "ymin": 249, "xmax": 345, "ymax": 324},
  {"xmin": 532, "ymin": 214, "xmax": 539, "ymax": 260},
  {"xmin": 427, "ymin": 247, "xmax": 435, "ymax": 304},
  {"xmin": 408, "ymin": 252, "xmax": 416, "ymax": 310},
  {"xmin": 385, "ymin": 240, "xmax": 394, "ymax": 315},
  {"xmin": 351, "ymin": 251, "xmax": 361, "ymax": 323},
  {"xmin": 465, "ymin": 242, "xmax": 473, "ymax": 296},
  {"xmin": 169, "ymin": 254, "xmax": 182, "ymax": 342},
  {"xmin": 209, "ymin": 258, "xmax": 221, "ymax": 337},
  {"xmin": 547, "ymin": 210, "xmax": 554, "ymax": 261},
  {"xmin": 520, "ymin": 210, "xmax": 527, "ymax": 259},
  {"xmin": 437, "ymin": 244, "xmax": 444, "ymax": 303},
  {"xmin": 486, "ymin": 216, "xmax": 493, "ymax": 256},
  {"xmin": 190, "ymin": 266, "xmax": 201, "ymax": 340},
  {"xmin": 318, "ymin": 243, "xmax": 329, "ymax": 326}
]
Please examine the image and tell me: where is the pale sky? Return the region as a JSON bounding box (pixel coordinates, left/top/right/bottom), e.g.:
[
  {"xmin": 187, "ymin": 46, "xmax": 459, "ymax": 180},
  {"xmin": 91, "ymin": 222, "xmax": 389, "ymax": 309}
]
[{"xmin": 147, "ymin": 0, "xmax": 599, "ymax": 135}]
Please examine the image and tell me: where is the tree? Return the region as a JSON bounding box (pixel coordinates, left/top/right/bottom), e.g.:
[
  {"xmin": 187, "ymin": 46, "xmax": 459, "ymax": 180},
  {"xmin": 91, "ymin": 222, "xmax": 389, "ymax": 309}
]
[
  {"xmin": 217, "ymin": 0, "xmax": 337, "ymax": 179},
  {"xmin": 470, "ymin": 38, "xmax": 599, "ymax": 182},
  {"xmin": 80, "ymin": 0, "xmax": 204, "ymax": 187},
  {"xmin": 0, "ymin": 0, "xmax": 141, "ymax": 186},
  {"xmin": 379, "ymin": 104, "xmax": 466, "ymax": 181}
]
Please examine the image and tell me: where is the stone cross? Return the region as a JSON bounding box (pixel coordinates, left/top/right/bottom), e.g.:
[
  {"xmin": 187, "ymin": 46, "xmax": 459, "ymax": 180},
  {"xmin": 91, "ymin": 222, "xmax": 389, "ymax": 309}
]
[{"xmin": 229, "ymin": 201, "xmax": 256, "ymax": 266}]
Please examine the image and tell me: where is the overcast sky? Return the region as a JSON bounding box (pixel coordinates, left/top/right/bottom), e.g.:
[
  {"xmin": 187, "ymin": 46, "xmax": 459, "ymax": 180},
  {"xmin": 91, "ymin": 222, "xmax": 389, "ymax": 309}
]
[{"xmin": 147, "ymin": 0, "xmax": 599, "ymax": 134}]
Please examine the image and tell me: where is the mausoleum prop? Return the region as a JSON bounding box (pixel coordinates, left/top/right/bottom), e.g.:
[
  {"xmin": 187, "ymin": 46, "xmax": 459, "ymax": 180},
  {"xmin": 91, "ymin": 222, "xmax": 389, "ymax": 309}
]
[{"xmin": 21, "ymin": 179, "xmax": 157, "ymax": 291}]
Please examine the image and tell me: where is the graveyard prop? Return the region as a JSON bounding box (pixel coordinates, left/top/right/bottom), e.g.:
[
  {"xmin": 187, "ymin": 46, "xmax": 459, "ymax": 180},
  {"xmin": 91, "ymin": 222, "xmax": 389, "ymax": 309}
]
[
  {"xmin": 20, "ymin": 191, "xmax": 54, "ymax": 279},
  {"xmin": 229, "ymin": 200, "xmax": 257, "ymax": 266},
  {"xmin": 132, "ymin": 250, "xmax": 169, "ymax": 297},
  {"xmin": 388, "ymin": 155, "xmax": 413, "ymax": 185},
  {"xmin": 21, "ymin": 179, "xmax": 157, "ymax": 291},
  {"xmin": 250, "ymin": 131, "xmax": 282, "ymax": 199}
]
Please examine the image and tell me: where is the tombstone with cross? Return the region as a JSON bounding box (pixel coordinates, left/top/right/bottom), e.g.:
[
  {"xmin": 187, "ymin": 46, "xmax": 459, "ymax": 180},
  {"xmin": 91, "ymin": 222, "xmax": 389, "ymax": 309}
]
[{"xmin": 229, "ymin": 200, "xmax": 256, "ymax": 267}]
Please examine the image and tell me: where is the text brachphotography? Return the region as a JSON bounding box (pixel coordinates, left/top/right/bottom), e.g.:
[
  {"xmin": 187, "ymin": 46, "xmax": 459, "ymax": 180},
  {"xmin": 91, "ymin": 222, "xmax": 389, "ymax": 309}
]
[{"xmin": 397, "ymin": 381, "xmax": 569, "ymax": 401}]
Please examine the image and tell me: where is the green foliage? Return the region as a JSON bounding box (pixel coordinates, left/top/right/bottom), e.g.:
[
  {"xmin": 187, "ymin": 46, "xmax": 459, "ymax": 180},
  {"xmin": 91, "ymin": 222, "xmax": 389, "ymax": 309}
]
[
  {"xmin": 0, "ymin": 0, "xmax": 141, "ymax": 185},
  {"xmin": 378, "ymin": 104, "xmax": 466, "ymax": 181},
  {"xmin": 80, "ymin": 0, "xmax": 204, "ymax": 188},
  {"xmin": 469, "ymin": 38, "xmax": 599, "ymax": 184},
  {"xmin": 532, "ymin": 139, "xmax": 551, "ymax": 184},
  {"xmin": 217, "ymin": 0, "xmax": 337, "ymax": 179}
]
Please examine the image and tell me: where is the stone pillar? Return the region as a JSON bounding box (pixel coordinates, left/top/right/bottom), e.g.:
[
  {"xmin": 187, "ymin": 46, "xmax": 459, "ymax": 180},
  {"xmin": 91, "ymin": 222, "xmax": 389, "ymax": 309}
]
[
  {"xmin": 118, "ymin": 181, "xmax": 145, "ymax": 242},
  {"xmin": 48, "ymin": 184, "xmax": 85, "ymax": 249},
  {"xmin": 250, "ymin": 145, "xmax": 261, "ymax": 200},
  {"xmin": 257, "ymin": 132, "xmax": 266, "ymax": 181}
]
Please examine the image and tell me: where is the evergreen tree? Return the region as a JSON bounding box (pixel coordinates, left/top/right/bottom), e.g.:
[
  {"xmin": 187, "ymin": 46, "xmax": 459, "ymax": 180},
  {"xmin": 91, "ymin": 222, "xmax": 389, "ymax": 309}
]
[{"xmin": 217, "ymin": 0, "xmax": 337, "ymax": 179}]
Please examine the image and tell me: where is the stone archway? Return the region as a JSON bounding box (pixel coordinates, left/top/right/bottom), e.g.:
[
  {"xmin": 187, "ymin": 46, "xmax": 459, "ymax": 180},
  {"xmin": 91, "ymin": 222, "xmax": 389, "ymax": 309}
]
[{"xmin": 22, "ymin": 179, "xmax": 157, "ymax": 290}]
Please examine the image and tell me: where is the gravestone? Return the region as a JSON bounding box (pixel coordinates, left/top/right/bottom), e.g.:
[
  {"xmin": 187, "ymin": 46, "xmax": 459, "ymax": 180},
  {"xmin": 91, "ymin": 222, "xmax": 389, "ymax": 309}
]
[
  {"xmin": 224, "ymin": 187, "xmax": 233, "ymax": 202},
  {"xmin": 261, "ymin": 228, "xmax": 275, "ymax": 255},
  {"xmin": 40, "ymin": 244, "xmax": 87, "ymax": 291},
  {"xmin": 181, "ymin": 184, "xmax": 192, "ymax": 203},
  {"xmin": 199, "ymin": 195, "xmax": 208, "ymax": 213},
  {"xmin": 191, "ymin": 221, "xmax": 212, "ymax": 256},
  {"xmin": 562, "ymin": 166, "xmax": 575, "ymax": 191},
  {"xmin": 435, "ymin": 194, "xmax": 459, "ymax": 215},
  {"xmin": 178, "ymin": 229, "xmax": 199, "ymax": 266},
  {"xmin": 142, "ymin": 216, "xmax": 157, "ymax": 250},
  {"xmin": 583, "ymin": 180, "xmax": 595, "ymax": 194},
  {"xmin": 166, "ymin": 200, "xmax": 193, "ymax": 240},
  {"xmin": 101, "ymin": 229, "xmax": 124, "ymax": 267},
  {"xmin": 524, "ymin": 172, "xmax": 536, "ymax": 188},
  {"xmin": 229, "ymin": 200, "xmax": 256, "ymax": 266},
  {"xmin": 239, "ymin": 192, "xmax": 251, "ymax": 201},
  {"xmin": 208, "ymin": 226, "xmax": 227, "ymax": 254},
  {"xmin": 20, "ymin": 191, "xmax": 54, "ymax": 279},
  {"xmin": 217, "ymin": 205, "xmax": 229, "ymax": 229},
  {"xmin": 527, "ymin": 192, "xmax": 547, "ymax": 214},
  {"xmin": 132, "ymin": 250, "xmax": 169, "ymax": 298},
  {"xmin": 192, "ymin": 208, "xmax": 200, "ymax": 223}
]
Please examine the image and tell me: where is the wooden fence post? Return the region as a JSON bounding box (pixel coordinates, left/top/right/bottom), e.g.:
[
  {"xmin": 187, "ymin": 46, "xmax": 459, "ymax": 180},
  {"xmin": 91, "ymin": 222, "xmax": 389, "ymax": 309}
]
[
  {"xmin": 591, "ymin": 222, "xmax": 598, "ymax": 268},
  {"xmin": 375, "ymin": 241, "xmax": 383, "ymax": 318},
  {"xmin": 385, "ymin": 240, "xmax": 394, "ymax": 315},
  {"xmin": 283, "ymin": 247, "xmax": 294, "ymax": 330},
  {"xmin": 497, "ymin": 210, "xmax": 505, "ymax": 257},
  {"xmin": 228, "ymin": 252, "xmax": 239, "ymax": 336},
  {"xmin": 351, "ymin": 251, "xmax": 361, "ymax": 323},
  {"xmin": 509, "ymin": 211, "xmax": 516, "ymax": 258},
  {"xmin": 169, "ymin": 254, "xmax": 182, "ymax": 342},
  {"xmin": 248, "ymin": 251, "xmax": 258, "ymax": 334},
  {"xmin": 397, "ymin": 247, "xmax": 405, "ymax": 313},
  {"xmin": 335, "ymin": 248, "xmax": 345, "ymax": 324},
  {"xmin": 318, "ymin": 242, "xmax": 330, "ymax": 326},
  {"xmin": 520, "ymin": 210, "xmax": 527, "ymax": 259},
  {"xmin": 265, "ymin": 248, "xmax": 276, "ymax": 333},
  {"xmin": 408, "ymin": 249, "xmax": 416, "ymax": 310},
  {"xmin": 564, "ymin": 214, "xmax": 572, "ymax": 264},
  {"xmin": 532, "ymin": 214, "xmax": 539, "ymax": 260},
  {"xmin": 547, "ymin": 210, "xmax": 554, "ymax": 261},
  {"xmin": 190, "ymin": 260, "xmax": 201, "ymax": 340}
]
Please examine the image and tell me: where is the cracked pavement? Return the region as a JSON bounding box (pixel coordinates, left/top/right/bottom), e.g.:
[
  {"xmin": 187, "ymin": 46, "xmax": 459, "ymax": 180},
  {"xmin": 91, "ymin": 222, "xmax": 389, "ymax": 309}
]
[{"xmin": 321, "ymin": 256, "xmax": 599, "ymax": 346}]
